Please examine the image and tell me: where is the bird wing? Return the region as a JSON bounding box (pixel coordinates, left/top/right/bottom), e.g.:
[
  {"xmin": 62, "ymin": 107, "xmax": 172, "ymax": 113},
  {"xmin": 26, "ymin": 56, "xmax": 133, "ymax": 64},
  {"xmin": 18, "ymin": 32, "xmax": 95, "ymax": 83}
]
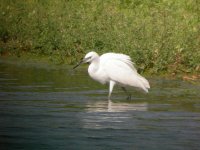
[
  {"xmin": 100, "ymin": 53, "xmax": 137, "ymax": 73},
  {"xmin": 100, "ymin": 53, "xmax": 150, "ymax": 92}
]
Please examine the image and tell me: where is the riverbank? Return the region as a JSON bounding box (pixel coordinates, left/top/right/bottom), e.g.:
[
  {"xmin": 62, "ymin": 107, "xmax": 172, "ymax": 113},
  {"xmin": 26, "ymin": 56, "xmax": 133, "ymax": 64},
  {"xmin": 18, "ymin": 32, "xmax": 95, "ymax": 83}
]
[
  {"xmin": 1, "ymin": 1, "xmax": 199, "ymax": 76},
  {"xmin": 1, "ymin": 52, "xmax": 199, "ymax": 82}
]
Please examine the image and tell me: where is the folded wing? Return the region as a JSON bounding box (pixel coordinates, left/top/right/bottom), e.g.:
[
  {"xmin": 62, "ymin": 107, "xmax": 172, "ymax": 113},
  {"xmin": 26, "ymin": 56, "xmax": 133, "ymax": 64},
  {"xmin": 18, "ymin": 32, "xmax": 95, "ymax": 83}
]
[{"xmin": 100, "ymin": 53, "xmax": 150, "ymax": 92}]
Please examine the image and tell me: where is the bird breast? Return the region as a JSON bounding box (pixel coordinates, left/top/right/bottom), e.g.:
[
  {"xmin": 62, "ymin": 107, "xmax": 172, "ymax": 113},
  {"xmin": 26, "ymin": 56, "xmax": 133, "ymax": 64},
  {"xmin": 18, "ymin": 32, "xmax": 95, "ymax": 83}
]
[{"xmin": 88, "ymin": 64, "xmax": 108, "ymax": 84}]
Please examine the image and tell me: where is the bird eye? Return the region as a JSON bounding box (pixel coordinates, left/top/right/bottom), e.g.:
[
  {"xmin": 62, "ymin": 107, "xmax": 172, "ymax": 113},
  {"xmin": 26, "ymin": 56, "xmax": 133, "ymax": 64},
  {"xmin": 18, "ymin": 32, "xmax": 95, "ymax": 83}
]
[{"xmin": 87, "ymin": 56, "xmax": 92, "ymax": 60}]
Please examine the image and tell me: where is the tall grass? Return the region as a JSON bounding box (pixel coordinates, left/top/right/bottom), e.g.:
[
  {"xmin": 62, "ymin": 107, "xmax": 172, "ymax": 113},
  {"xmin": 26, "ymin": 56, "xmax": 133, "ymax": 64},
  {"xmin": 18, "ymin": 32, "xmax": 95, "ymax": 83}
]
[{"xmin": 0, "ymin": 0, "xmax": 199, "ymax": 74}]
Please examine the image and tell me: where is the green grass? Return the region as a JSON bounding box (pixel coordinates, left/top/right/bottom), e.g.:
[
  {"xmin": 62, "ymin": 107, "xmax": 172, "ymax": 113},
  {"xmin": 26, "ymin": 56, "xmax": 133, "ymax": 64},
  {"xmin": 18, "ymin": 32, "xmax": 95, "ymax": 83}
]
[{"xmin": 0, "ymin": 0, "xmax": 199, "ymax": 74}]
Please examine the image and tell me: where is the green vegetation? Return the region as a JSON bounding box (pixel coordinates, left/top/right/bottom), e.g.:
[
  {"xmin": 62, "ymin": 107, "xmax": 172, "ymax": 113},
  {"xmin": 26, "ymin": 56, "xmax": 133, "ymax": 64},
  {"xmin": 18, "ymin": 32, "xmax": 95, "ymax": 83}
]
[{"xmin": 0, "ymin": 0, "xmax": 199, "ymax": 74}]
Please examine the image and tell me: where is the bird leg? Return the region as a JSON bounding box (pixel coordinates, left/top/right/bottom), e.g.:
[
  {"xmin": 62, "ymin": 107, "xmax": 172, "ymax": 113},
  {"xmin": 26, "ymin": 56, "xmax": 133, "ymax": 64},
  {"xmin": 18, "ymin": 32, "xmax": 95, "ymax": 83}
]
[
  {"xmin": 108, "ymin": 81, "xmax": 115, "ymax": 100},
  {"xmin": 121, "ymin": 87, "xmax": 131, "ymax": 100}
]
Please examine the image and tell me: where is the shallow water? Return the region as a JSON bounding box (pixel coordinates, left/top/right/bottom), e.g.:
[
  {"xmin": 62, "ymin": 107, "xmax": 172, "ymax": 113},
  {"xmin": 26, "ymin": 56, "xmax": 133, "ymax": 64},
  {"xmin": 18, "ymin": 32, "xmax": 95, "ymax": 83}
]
[{"xmin": 0, "ymin": 59, "xmax": 200, "ymax": 150}]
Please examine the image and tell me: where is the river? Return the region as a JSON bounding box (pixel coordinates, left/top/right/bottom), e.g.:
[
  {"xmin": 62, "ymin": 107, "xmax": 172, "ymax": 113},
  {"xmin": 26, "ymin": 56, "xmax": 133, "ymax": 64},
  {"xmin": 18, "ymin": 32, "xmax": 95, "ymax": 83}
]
[{"xmin": 0, "ymin": 58, "xmax": 200, "ymax": 150}]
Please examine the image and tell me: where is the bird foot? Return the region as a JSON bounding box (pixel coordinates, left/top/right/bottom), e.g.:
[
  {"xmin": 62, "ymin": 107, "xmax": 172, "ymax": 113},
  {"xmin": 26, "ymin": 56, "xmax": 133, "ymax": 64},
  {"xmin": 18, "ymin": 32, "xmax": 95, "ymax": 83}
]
[{"xmin": 126, "ymin": 95, "xmax": 132, "ymax": 100}]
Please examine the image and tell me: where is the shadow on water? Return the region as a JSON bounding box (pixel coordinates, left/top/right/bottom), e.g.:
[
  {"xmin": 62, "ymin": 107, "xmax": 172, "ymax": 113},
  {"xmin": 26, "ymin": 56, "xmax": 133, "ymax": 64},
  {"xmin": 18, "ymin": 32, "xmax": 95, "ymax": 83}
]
[{"xmin": 0, "ymin": 58, "xmax": 200, "ymax": 150}]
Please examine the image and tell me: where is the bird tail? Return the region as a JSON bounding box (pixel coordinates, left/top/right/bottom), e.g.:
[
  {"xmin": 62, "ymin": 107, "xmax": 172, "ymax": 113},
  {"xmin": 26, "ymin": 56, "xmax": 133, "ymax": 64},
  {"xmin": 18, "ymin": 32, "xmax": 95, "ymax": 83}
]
[
  {"xmin": 131, "ymin": 75, "xmax": 150, "ymax": 93},
  {"xmin": 138, "ymin": 75, "xmax": 150, "ymax": 93}
]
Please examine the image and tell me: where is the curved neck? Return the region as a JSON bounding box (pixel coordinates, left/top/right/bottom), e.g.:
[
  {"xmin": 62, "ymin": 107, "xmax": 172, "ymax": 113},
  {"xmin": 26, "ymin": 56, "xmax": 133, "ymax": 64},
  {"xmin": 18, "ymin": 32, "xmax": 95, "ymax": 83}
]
[{"xmin": 89, "ymin": 57, "xmax": 100, "ymax": 72}]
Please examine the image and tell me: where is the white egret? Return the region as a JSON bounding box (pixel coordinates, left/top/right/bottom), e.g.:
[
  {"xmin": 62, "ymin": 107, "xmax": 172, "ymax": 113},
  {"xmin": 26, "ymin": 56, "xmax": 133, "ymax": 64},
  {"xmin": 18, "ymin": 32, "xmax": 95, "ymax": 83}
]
[{"xmin": 73, "ymin": 51, "xmax": 150, "ymax": 100}]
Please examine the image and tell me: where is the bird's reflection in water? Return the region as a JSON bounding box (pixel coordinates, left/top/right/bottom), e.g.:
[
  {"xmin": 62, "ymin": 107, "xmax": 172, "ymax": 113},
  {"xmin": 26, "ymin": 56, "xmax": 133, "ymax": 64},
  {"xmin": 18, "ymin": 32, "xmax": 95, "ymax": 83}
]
[
  {"xmin": 82, "ymin": 100, "xmax": 148, "ymax": 129},
  {"xmin": 86, "ymin": 100, "xmax": 148, "ymax": 112}
]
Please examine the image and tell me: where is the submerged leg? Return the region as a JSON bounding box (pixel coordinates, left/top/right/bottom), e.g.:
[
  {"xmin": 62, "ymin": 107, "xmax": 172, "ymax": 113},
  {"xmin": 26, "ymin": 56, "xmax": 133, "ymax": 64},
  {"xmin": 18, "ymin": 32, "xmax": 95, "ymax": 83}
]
[
  {"xmin": 108, "ymin": 81, "xmax": 115, "ymax": 100},
  {"xmin": 121, "ymin": 87, "xmax": 132, "ymax": 100}
]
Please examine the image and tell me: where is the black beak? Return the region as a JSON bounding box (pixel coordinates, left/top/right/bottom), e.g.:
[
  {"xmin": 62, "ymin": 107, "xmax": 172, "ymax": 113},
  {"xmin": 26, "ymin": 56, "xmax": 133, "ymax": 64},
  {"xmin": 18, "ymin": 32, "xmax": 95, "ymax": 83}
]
[
  {"xmin": 73, "ymin": 57, "xmax": 90, "ymax": 69},
  {"xmin": 73, "ymin": 59, "xmax": 84, "ymax": 69}
]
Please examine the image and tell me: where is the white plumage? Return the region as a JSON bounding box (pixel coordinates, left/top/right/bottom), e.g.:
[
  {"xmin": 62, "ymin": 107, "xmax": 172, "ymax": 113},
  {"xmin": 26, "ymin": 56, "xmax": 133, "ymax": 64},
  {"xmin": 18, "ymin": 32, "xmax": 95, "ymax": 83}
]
[{"xmin": 73, "ymin": 51, "xmax": 150, "ymax": 100}]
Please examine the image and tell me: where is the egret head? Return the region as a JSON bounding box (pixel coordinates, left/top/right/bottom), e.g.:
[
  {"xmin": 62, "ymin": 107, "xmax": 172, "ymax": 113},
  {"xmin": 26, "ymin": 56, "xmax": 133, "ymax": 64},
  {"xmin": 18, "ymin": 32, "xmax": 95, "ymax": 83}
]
[
  {"xmin": 84, "ymin": 51, "xmax": 99, "ymax": 63},
  {"xmin": 73, "ymin": 51, "xmax": 99, "ymax": 69}
]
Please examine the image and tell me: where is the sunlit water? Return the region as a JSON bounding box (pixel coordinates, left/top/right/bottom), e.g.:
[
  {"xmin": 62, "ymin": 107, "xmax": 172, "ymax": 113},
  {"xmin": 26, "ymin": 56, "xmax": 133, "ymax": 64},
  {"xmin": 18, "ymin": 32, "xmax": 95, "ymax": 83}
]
[{"xmin": 0, "ymin": 58, "xmax": 200, "ymax": 150}]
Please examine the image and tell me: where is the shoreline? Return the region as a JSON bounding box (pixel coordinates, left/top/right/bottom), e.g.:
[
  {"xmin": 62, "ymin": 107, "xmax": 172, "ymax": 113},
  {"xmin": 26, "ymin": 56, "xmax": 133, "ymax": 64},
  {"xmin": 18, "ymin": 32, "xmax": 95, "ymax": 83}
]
[{"xmin": 1, "ymin": 52, "xmax": 199, "ymax": 82}]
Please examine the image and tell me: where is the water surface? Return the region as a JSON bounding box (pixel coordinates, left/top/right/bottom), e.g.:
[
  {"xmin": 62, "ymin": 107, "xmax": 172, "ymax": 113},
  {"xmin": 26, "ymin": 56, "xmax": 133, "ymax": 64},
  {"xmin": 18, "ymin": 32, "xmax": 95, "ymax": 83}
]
[{"xmin": 0, "ymin": 58, "xmax": 200, "ymax": 150}]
